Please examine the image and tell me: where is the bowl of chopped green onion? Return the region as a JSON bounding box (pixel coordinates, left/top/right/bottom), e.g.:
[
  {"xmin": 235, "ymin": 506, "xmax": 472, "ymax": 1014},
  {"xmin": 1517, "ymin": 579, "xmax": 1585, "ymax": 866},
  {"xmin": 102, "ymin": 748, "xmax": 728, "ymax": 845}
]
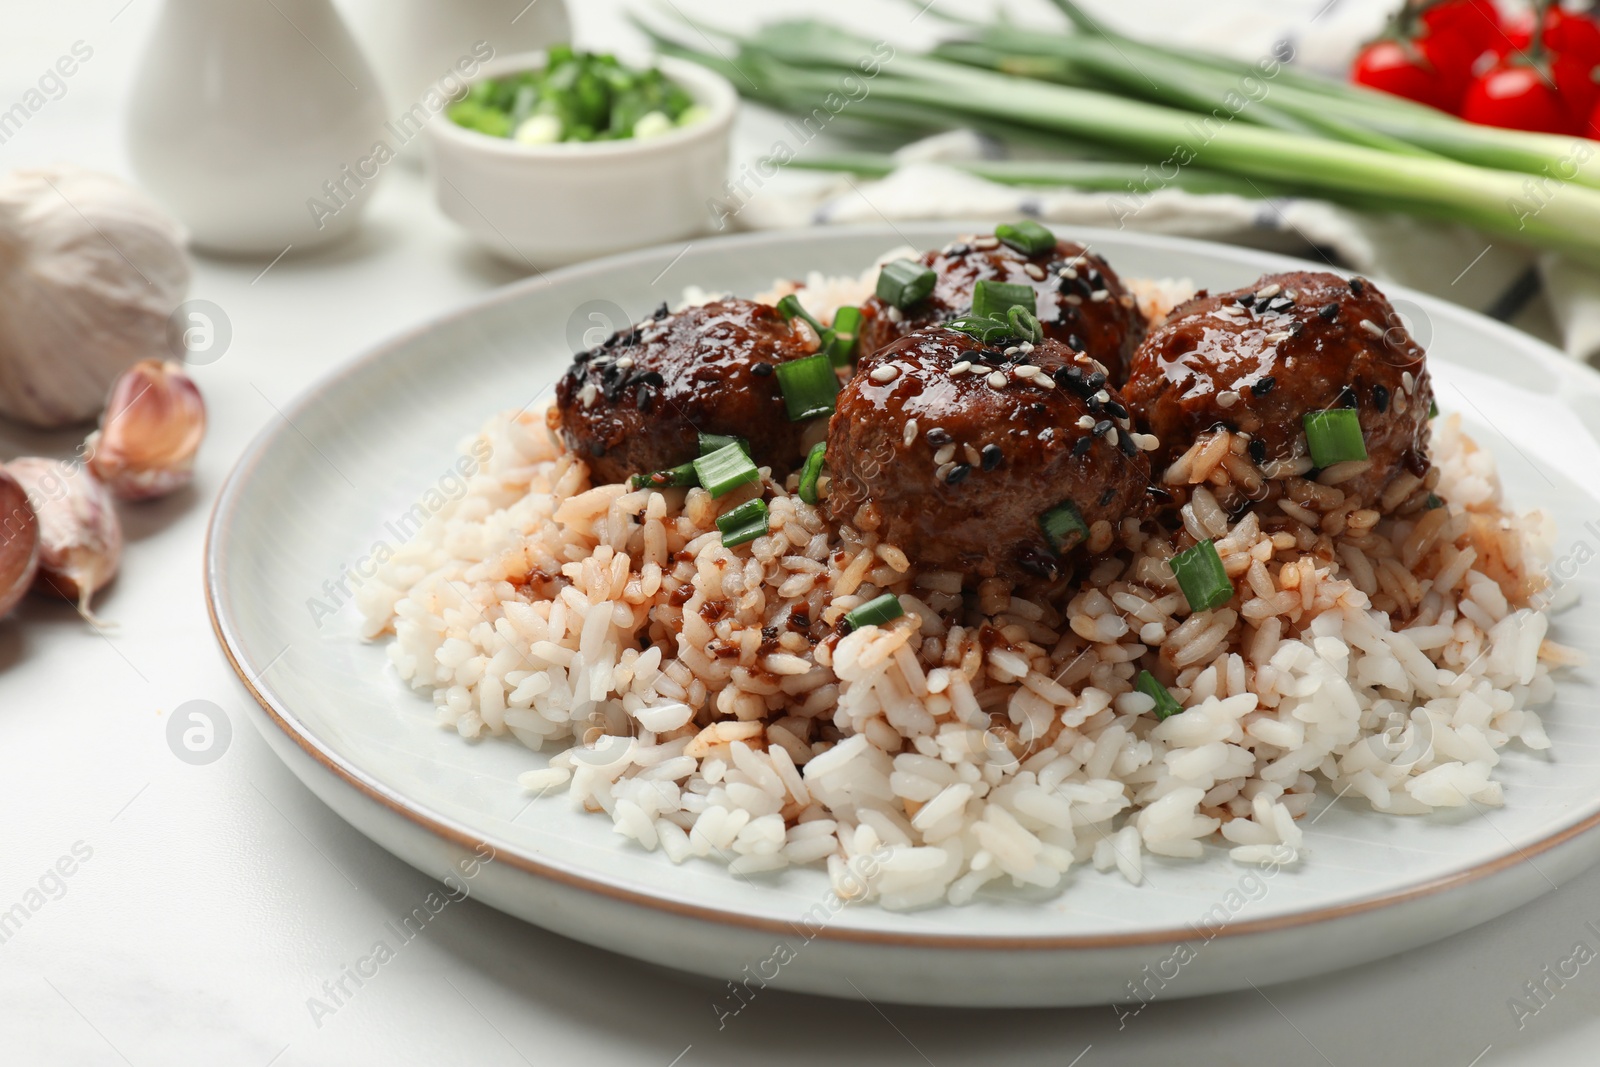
[{"xmin": 427, "ymin": 46, "xmax": 735, "ymax": 268}]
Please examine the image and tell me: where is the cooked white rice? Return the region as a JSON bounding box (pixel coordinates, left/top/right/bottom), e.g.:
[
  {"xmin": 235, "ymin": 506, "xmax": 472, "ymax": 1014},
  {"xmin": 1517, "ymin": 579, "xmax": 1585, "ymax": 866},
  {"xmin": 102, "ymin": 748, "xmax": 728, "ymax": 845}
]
[{"xmin": 357, "ymin": 270, "xmax": 1568, "ymax": 910}]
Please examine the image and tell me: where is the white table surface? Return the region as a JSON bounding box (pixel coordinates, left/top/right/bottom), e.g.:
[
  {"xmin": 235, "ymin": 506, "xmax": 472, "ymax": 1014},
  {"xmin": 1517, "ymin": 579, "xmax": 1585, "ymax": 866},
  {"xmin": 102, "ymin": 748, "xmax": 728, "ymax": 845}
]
[{"xmin": 3, "ymin": 2, "xmax": 1599, "ymax": 1064}]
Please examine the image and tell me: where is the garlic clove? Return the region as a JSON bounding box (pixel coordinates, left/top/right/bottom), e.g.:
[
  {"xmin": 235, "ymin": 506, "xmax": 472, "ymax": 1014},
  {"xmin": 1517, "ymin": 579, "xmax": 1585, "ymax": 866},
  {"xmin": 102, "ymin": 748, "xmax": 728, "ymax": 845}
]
[
  {"xmin": 0, "ymin": 468, "xmax": 40, "ymax": 618},
  {"xmin": 3, "ymin": 458, "xmax": 121, "ymax": 622},
  {"xmin": 85, "ymin": 358, "xmax": 206, "ymax": 501}
]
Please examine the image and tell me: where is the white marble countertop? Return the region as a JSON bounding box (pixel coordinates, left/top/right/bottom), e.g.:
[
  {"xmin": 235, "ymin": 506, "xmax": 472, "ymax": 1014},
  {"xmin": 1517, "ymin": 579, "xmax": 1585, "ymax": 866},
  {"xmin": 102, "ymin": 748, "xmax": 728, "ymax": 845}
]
[{"xmin": 2, "ymin": 1, "xmax": 1599, "ymax": 1064}]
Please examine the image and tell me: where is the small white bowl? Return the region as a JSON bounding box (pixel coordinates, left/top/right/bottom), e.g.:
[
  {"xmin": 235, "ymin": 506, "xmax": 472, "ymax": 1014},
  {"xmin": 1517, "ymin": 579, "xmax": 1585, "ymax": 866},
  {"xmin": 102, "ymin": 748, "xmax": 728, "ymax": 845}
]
[{"xmin": 427, "ymin": 51, "xmax": 736, "ymax": 269}]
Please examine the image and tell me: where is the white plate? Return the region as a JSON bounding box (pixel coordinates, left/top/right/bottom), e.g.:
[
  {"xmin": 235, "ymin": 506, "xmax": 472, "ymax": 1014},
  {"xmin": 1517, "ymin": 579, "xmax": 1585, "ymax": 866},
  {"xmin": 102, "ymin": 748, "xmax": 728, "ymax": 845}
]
[{"xmin": 207, "ymin": 224, "xmax": 1600, "ymax": 1007}]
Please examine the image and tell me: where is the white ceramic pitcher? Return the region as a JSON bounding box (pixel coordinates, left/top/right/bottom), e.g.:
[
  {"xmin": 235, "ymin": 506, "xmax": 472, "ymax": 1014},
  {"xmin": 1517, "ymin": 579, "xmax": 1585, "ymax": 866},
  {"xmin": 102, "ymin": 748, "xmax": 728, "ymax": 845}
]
[{"xmin": 126, "ymin": 0, "xmax": 390, "ymax": 255}]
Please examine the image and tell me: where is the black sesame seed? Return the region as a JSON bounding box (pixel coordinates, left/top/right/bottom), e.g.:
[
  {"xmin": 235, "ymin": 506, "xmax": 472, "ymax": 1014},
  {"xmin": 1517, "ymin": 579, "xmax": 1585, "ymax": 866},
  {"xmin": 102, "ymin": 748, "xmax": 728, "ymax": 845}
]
[
  {"xmin": 1338, "ymin": 385, "xmax": 1359, "ymax": 408},
  {"xmin": 946, "ymin": 242, "xmax": 971, "ymax": 257},
  {"xmin": 1071, "ymin": 436, "xmax": 1094, "ymax": 458},
  {"xmin": 1252, "ymin": 376, "xmax": 1276, "ymax": 397},
  {"xmin": 1118, "ymin": 433, "xmax": 1138, "ymax": 458},
  {"xmin": 603, "ymin": 332, "xmax": 619, "ymax": 349},
  {"xmin": 1247, "ymin": 437, "xmax": 1267, "ymax": 464},
  {"xmin": 1372, "ymin": 383, "xmax": 1390, "ymax": 412},
  {"xmin": 1318, "ymin": 302, "xmax": 1339, "ymax": 321},
  {"xmin": 636, "ymin": 370, "xmax": 665, "ymax": 388},
  {"xmin": 981, "ymin": 443, "xmax": 1003, "ymax": 471},
  {"xmin": 1105, "ymin": 399, "xmax": 1129, "ymax": 420},
  {"xmin": 926, "ymin": 427, "xmax": 952, "ymax": 447},
  {"xmin": 1349, "ymin": 277, "xmax": 1365, "ymax": 296},
  {"xmin": 636, "ymin": 388, "xmax": 655, "ymax": 413},
  {"xmin": 1267, "ymin": 297, "xmax": 1294, "ymax": 313},
  {"xmin": 653, "ymin": 301, "xmax": 669, "ymax": 321},
  {"xmin": 946, "ymin": 463, "xmax": 972, "ymax": 485},
  {"xmin": 573, "ymin": 348, "xmax": 594, "ymax": 366},
  {"xmin": 591, "ymin": 441, "xmax": 607, "ymax": 458},
  {"xmin": 752, "ymin": 362, "xmax": 773, "ymax": 377},
  {"xmin": 1085, "ymin": 371, "xmax": 1107, "ymax": 391},
  {"xmin": 1289, "ymin": 320, "xmax": 1305, "ymax": 338},
  {"xmin": 1067, "ymin": 334, "xmax": 1084, "ymax": 352},
  {"xmin": 1016, "ymin": 545, "xmax": 1059, "ymax": 579},
  {"xmin": 1237, "ymin": 293, "xmax": 1256, "ymax": 310},
  {"xmin": 1093, "ymin": 419, "xmax": 1113, "ymax": 437},
  {"xmin": 978, "ymin": 349, "xmax": 1006, "ymax": 364},
  {"xmin": 1053, "ymin": 366, "xmax": 1086, "ymax": 393}
]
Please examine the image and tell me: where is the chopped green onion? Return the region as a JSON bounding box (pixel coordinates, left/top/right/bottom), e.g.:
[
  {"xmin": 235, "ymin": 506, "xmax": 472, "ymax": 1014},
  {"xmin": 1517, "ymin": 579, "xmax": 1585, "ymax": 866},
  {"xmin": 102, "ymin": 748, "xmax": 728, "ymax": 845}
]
[
  {"xmin": 630, "ymin": 461, "xmax": 698, "ymax": 490},
  {"xmin": 1038, "ymin": 500, "xmax": 1088, "ymax": 554},
  {"xmin": 876, "ymin": 259, "xmax": 936, "ymax": 308},
  {"xmin": 826, "ymin": 306, "xmax": 863, "ymax": 366},
  {"xmin": 1171, "ymin": 539, "xmax": 1233, "ymax": 613},
  {"xmin": 1426, "ymin": 492, "xmax": 1444, "ymax": 510},
  {"xmin": 699, "ymin": 432, "xmax": 750, "ymax": 457},
  {"xmin": 844, "ymin": 593, "xmax": 904, "ymax": 631},
  {"xmin": 971, "ymin": 278, "xmax": 1036, "ymax": 321},
  {"xmin": 716, "ymin": 497, "xmax": 769, "ymax": 547},
  {"xmin": 1135, "ymin": 670, "xmax": 1183, "ymax": 721},
  {"xmin": 995, "ymin": 220, "xmax": 1056, "ymax": 255},
  {"xmin": 774, "ymin": 352, "xmax": 839, "ymax": 421},
  {"xmin": 1302, "ymin": 409, "xmax": 1368, "ymax": 467},
  {"xmin": 775, "ymin": 293, "xmax": 827, "ymax": 337},
  {"xmin": 693, "ymin": 442, "xmax": 759, "ymax": 497},
  {"xmin": 1429, "ymin": 398, "xmax": 1439, "ymax": 419},
  {"xmin": 798, "ymin": 441, "xmax": 827, "ymax": 504},
  {"xmin": 1006, "ymin": 305, "xmax": 1043, "ymax": 345}
]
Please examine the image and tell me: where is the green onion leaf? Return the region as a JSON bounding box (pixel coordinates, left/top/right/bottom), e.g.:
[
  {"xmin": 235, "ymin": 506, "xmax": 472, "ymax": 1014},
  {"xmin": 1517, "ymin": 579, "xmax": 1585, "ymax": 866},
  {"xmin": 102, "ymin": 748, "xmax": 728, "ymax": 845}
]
[
  {"xmin": 995, "ymin": 220, "xmax": 1056, "ymax": 255},
  {"xmin": 876, "ymin": 259, "xmax": 936, "ymax": 308},
  {"xmin": 1135, "ymin": 670, "xmax": 1183, "ymax": 721},
  {"xmin": 1429, "ymin": 398, "xmax": 1439, "ymax": 419},
  {"xmin": 1006, "ymin": 305, "xmax": 1043, "ymax": 345},
  {"xmin": 716, "ymin": 497, "xmax": 769, "ymax": 547},
  {"xmin": 1426, "ymin": 492, "xmax": 1444, "ymax": 510},
  {"xmin": 699, "ymin": 432, "xmax": 751, "ymax": 457},
  {"xmin": 693, "ymin": 442, "xmax": 759, "ymax": 497},
  {"xmin": 775, "ymin": 293, "xmax": 827, "ymax": 337},
  {"xmin": 774, "ymin": 352, "xmax": 839, "ymax": 421},
  {"xmin": 827, "ymin": 306, "xmax": 863, "ymax": 366},
  {"xmin": 971, "ymin": 278, "xmax": 1036, "ymax": 321},
  {"xmin": 1302, "ymin": 409, "xmax": 1368, "ymax": 467},
  {"xmin": 1039, "ymin": 500, "xmax": 1089, "ymax": 554},
  {"xmin": 844, "ymin": 593, "xmax": 904, "ymax": 631},
  {"xmin": 798, "ymin": 441, "xmax": 827, "ymax": 504},
  {"xmin": 1171, "ymin": 539, "xmax": 1233, "ymax": 613},
  {"xmin": 630, "ymin": 461, "xmax": 699, "ymax": 490}
]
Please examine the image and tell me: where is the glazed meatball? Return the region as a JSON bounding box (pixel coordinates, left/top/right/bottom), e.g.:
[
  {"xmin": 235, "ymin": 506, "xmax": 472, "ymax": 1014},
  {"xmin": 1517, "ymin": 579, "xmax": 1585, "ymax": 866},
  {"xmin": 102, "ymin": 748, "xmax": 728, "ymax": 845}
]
[
  {"xmin": 550, "ymin": 298, "xmax": 820, "ymax": 486},
  {"xmin": 858, "ymin": 236, "xmax": 1146, "ymax": 383},
  {"xmin": 826, "ymin": 327, "xmax": 1153, "ymax": 582},
  {"xmin": 1122, "ymin": 271, "xmax": 1434, "ymax": 508}
]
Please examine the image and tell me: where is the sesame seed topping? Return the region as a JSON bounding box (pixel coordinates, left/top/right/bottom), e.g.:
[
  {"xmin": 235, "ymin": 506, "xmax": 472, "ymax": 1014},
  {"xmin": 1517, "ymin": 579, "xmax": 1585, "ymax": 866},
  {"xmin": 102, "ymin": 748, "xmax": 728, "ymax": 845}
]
[
  {"xmin": 1004, "ymin": 346, "xmax": 1021, "ymax": 358},
  {"xmin": 987, "ymin": 371, "xmax": 1007, "ymax": 389},
  {"xmin": 1077, "ymin": 415, "xmax": 1096, "ymax": 430},
  {"xmin": 1106, "ymin": 428, "xmax": 1119, "ymax": 447},
  {"xmin": 1071, "ymin": 436, "xmax": 1093, "ymax": 458},
  {"xmin": 1094, "ymin": 419, "xmax": 1113, "ymax": 437},
  {"xmin": 1252, "ymin": 376, "xmax": 1276, "ymax": 396},
  {"xmin": 1019, "ymin": 341, "xmax": 1034, "ymax": 353},
  {"xmin": 1134, "ymin": 433, "xmax": 1160, "ymax": 452},
  {"xmin": 1091, "ymin": 289, "xmax": 1110, "ymax": 302},
  {"xmin": 973, "ymin": 236, "xmax": 1000, "ymax": 250},
  {"xmin": 1255, "ymin": 283, "xmax": 1282, "ymax": 300},
  {"xmin": 1372, "ymin": 383, "xmax": 1390, "ymax": 412},
  {"xmin": 886, "ymin": 306, "xmax": 904, "ymax": 324},
  {"xmin": 981, "ymin": 443, "xmax": 1003, "ymax": 470},
  {"xmin": 616, "ymin": 356, "xmax": 634, "ymax": 369},
  {"xmin": 1402, "ymin": 370, "xmax": 1415, "ymax": 392},
  {"xmin": 751, "ymin": 362, "xmax": 773, "ymax": 377},
  {"xmin": 936, "ymin": 460, "xmax": 956, "ymax": 481},
  {"xmin": 1015, "ymin": 364, "xmax": 1042, "ymax": 379},
  {"xmin": 1065, "ymin": 294, "xmax": 1083, "ymax": 306},
  {"xmin": 951, "ymin": 360, "xmax": 973, "ymax": 374},
  {"xmin": 1059, "ymin": 266, "xmax": 1079, "ymax": 280},
  {"xmin": 926, "ymin": 427, "xmax": 951, "ymax": 446},
  {"xmin": 1318, "ymin": 302, "xmax": 1339, "ymax": 321},
  {"xmin": 870, "ymin": 365, "xmax": 900, "ymax": 383},
  {"xmin": 1247, "ymin": 437, "xmax": 1267, "ymax": 464},
  {"xmin": 1217, "ymin": 390, "xmax": 1240, "ymax": 409},
  {"xmin": 1036, "ymin": 376, "xmax": 1056, "ymax": 390},
  {"xmin": 1360, "ymin": 319, "xmax": 1384, "ymax": 338},
  {"xmin": 903, "ymin": 419, "xmax": 920, "ymax": 447},
  {"xmin": 579, "ymin": 383, "xmax": 598, "ymax": 408},
  {"xmin": 1092, "ymin": 389, "xmax": 1110, "ymax": 404},
  {"xmin": 963, "ymin": 443, "xmax": 982, "ymax": 466},
  {"xmin": 934, "ymin": 443, "xmax": 957, "ymax": 466},
  {"xmin": 1024, "ymin": 262, "xmax": 1046, "ymax": 280},
  {"xmin": 1265, "ymin": 331, "xmax": 1290, "ymax": 343},
  {"xmin": 946, "ymin": 463, "xmax": 972, "ymax": 484}
]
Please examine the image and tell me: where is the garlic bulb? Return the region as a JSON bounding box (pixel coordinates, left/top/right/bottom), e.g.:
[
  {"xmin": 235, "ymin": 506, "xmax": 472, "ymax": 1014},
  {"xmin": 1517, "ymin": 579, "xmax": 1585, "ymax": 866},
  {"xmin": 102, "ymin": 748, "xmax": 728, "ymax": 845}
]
[
  {"xmin": 0, "ymin": 166, "xmax": 190, "ymax": 428},
  {"xmin": 3, "ymin": 458, "xmax": 121, "ymax": 619},
  {"xmin": 0, "ymin": 467, "xmax": 39, "ymax": 617},
  {"xmin": 86, "ymin": 358, "xmax": 206, "ymax": 501}
]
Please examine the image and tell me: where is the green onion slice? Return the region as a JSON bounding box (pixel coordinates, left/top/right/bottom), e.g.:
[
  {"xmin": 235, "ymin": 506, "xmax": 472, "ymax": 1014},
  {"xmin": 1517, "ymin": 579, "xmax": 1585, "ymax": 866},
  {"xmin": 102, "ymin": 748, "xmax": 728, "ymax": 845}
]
[
  {"xmin": 693, "ymin": 442, "xmax": 759, "ymax": 498},
  {"xmin": 1006, "ymin": 305, "xmax": 1043, "ymax": 345},
  {"xmin": 844, "ymin": 593, "xmax": 904, "ymax": 631},
  {"xmin": 1429, "ymin": 398, "xmax": 1439, "ymax": 419},
  {"xmin": 876, "ymin": 260, "xmax": 936, "ymax": 308},
  {"xmin": 774, "ymin": 352, "xmax": 839, "ymax": 421},
  {"xmin": 1302, "ymin": 409, "xmax": 1368, "ymax": 467},
  {"xmin": 1426, "ymin": 492, "xmax": 1444, "ymax": 510},
  {"xmin": 699, "ymin": 432, "xmax": 750, "ymax": 457},
  {"xmin": 995, "ymin": 220, "xmax": 1056, "ymax": 255},
  {"xmin": 1171, "ymin": 539, "xmax": 1233, "ymax": 613},
  {"xmin": 1038, "ymin": 500, "xmax": 1089, "ymax": 554},
  {"xmin": 775, "ymin": 293, "xmax": 827, "ymax": 337},
  {"xmin": 798, "ymin": 441, "xmax": 827, "ymax": 505},
  {"xmin": 827, "ymin": 306, "xmax": 863, "ymax": 366},
  {"xmin": 716, "ymin": 497, "xmax": 769, "ymax": 547},
  {"xmin": 971, "ymin": 278, "xmax": 1036, "ymax": 321},
  {"xmin": 630, "ymin": 461, "xmax": 698, "ymax": 490},
  {"xmin": 1135, "ymin": 670, "xmax": 1183, "ymax": 721}
]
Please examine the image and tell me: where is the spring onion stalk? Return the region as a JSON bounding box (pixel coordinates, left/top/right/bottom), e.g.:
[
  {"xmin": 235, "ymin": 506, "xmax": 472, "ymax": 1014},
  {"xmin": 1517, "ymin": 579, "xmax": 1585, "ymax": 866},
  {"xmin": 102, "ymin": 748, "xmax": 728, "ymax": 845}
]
[
  {"xmin": 1171, "ymin": 540, "xmax": 1233, "ymax": 613},
  {"xmin": 798, "ymin": 441, "xmax": 827, "ymax": 504},
  {"xmin": 826, "ymin": 306, "xmax": 863, "ymax": 366},
  {"xmin": 1038, "ymin": 500, "xmax": 1088, "ymax": 553},
  {"xmin": 776, "ymin": 293, "xmax": 827, "ymax": 338},
  {"xmin": 876, "ymin": 259, "xmax": 937, "ymax": 307},
  {"xmin": 971, "ymin": 278, "xmax": 1035, "ymax": 320},
  {"xmin": 995, "ymin": 219, "xmax": 1056, "ymax": 255},
  {"xmin": 693, "ymin": 442, "xmax": 759, "ymax": 498},
  {"xmin": 631, "ymin": 462, "xmax": 699, "ymax": 490},
  {"xmin": 717, "ymin": 497, "xmax": 770, "ymax": 547},
  {"xmin": 699, "ymin": 432, "xmax": 751, "ymax": 457},
  {"xmin": 774, "ymin": 352, "xmax": 839, "ymax": 421},
  {"xmin": 786, "ymin": 153, "xmax": 1276, "ymax": 198},
  {"xmin": 1135, "ymin": 670, "xmax": 1183, "ymax": 721},
  {"xmin": 1303, "ymin": 410, "xmax": 1368, "ymax": 467},
  {"xmin": 844, "ymin": 593, "xmax": 905, "ymax": 631}
]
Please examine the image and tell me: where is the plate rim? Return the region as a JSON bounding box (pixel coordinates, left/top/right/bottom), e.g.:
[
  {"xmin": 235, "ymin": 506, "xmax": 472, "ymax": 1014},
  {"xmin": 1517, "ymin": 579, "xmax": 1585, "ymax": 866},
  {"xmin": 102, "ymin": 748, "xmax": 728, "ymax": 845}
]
[{"xmin": 205, "ymin": 221, "xmax": 1600, "ymax": 950}]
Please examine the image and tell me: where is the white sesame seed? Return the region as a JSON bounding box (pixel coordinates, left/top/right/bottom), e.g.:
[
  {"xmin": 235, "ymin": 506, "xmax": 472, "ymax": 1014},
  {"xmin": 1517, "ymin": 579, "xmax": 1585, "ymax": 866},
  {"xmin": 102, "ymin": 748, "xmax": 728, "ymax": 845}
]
[
  {"xmin": 886, "ymin": 306, "xmax": 904, "ymax": 324},
  {"xmin": 1091, "ymin": 289, "xmax": 1110, "ymax": 302},
  {"xmin": 903, "ymin": 419, "xmax": 919, "ymax": 447},
  {"xmin": 1134, "ymin": 433, "xmax": 1160, "ymax": 452},
  {"xmin": 1068, "ymin": 254, "xmax": 1088, "ymax": 268},
  {"xmin": 1402, "ymin": 370, "xmax": 1415, "ymax": 393},
  {"xmin": 950, "ymin": 360, "xmax": 973, "ymax": 375},
  {"xmin": 615, "ymin": 356, "xmax": 634, "ymax": 369},
  {"xmin": 579, "ymin": 383, "xmax": 598, "ymax": 408},
  {"xmin": 1065, "ymin": 294, "xmax": 1083, "ymax": 306},
  {"xmin": 1255, "ymin": 283, "xmax": 1282, "ymax": 300},
  {"xmin": 1058, "ymin": 266, "xmax": 1079, "ymax": 280},
  {"xmin": 1019, "ymin": 341, "xmax": 1034, "ymax": 353},
  {"xmin": 1093, "ymin": 389, "xmax": 1110, "ymax": 404},
  {"xmin": 1077, "ymin": 415, "xmax": 1096, "ymax": 430},
  {"xmin": 1217, "ymin": 390, "xmax": 1240, "ymax": 409},
  {"xmin": 934, "ymin": 443, "xmax": 957, "ymax": 466},
  {"xmin": 987, "ymin": 371, "xmax": 1007, "ymax": 390},
  {"xmin": 963, "ymin": 444, "xmax": 982, "ymax": 466},
  {"xmin": 1004, "ymin": 346, "xmax": 1020, "ymax": 357},
  {"xmin": 1037, "ymin": 376, "xmax": 1056, "ymax": 389},
  {"xmin": 1106, "ymin": 428, "xmax": 1119, "ymax": 447},
  {"xmin": 936, "ymin": 460, "xmax": 956, "ymax": 481},
  {"xmin": 1024, "ymin": 262, "xmax": 1046, "ymax": 281},
  {"xmin": 1395, "ymin": 394, "xmax": 1409, "ymax": 416},
  {"xmin": 1360, "ymin": 318, "xmax": 1384, "ymax": 338},
  {"xmin": 1015, "ymin": 364, "xmax": 1042, "ymax": 379},
  {"xmin": 973, "ymin": 236, "xmax": 1000, "ymax": 250},
  {"xmin": 1265, "ymin": 331, "xmax": 1291, "ymax": 343},
  {"xmin": 869, "ymin": 365, "xmax": 899, "ymax": 383}
]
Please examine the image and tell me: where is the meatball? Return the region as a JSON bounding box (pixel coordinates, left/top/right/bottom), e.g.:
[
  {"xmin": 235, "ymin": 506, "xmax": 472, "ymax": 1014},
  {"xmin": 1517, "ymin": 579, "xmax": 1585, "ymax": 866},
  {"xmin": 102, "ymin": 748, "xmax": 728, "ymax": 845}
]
[
  {"xmin": 1122, "ymin": 271, "xmax": 1434, "ymax": 508},
  {"xmin": 550, "ymin": 298, "xmax": 820, "ymax": 486},
  {"xmin": 858, "ymin": 236, "xmax": 1146, "ymax": 383},
  {"xmin": 826, "ymin": 327, "xmax": 1153, "ymax": 582}
]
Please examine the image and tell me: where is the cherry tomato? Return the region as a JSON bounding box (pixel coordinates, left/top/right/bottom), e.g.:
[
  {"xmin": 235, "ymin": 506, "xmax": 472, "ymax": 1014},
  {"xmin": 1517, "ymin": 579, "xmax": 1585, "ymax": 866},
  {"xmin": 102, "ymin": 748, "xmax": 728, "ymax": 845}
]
[
  {"xmin": 1420, "ymin": 0, "xmax": 1503, "ymax": 54},
  {"xmin": 1460, "ymin": 62, "xmax": 1578, "ymax": 133},
  {"xmin": 1352, "ymin": 39, "xmax": 1460, "ymax": 111},
  {"xmin": 1545, "ymin": 9, "xmax": 1600, "ymax": 124},
  {"xmin": 1588, "ymin": 96, "xmax": 1600, "ymax": 140}
]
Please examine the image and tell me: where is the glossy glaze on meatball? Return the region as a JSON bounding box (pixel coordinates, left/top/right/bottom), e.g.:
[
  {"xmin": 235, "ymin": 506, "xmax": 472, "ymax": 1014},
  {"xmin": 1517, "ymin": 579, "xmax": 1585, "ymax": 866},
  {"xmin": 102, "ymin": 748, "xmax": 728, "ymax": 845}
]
[
  {"xmin": 826, "ymin": 327, "xmax": 1154, "ymax": 582},
  {"xmin": 1122, "ymin": 271, "xmax": 1434, "ymax": 507},
  {"xmin": 858, "ymin": 236, "xmax": 1146, "ymax": 383},
  {"xmin": 550, "ymin": 298, "xmax": 820, "ymax": 485}
]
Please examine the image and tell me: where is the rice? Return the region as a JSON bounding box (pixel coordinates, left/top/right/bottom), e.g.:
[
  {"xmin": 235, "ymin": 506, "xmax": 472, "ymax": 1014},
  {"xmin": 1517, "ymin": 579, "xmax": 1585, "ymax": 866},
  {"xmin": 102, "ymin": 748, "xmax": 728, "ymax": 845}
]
[{"xmin": 357, "ymin": 270, "xmax": 1568, "ymax": 911}]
